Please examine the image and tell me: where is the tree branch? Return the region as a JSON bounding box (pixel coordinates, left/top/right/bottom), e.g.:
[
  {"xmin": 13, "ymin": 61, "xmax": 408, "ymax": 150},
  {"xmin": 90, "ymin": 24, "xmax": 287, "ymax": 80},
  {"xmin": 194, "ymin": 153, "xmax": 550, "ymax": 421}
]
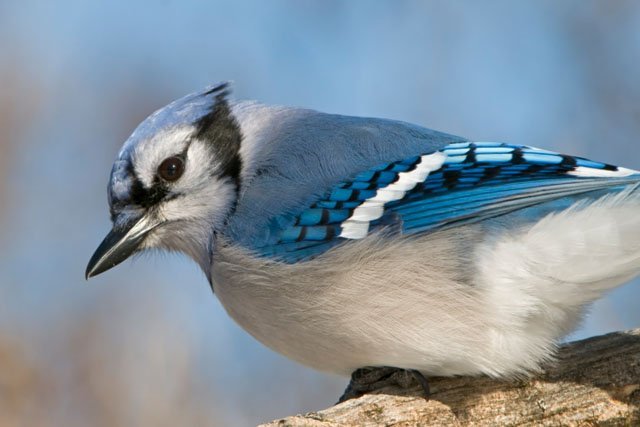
[{"xmin": 263, "ymin": 329, "xmax": 640, "ymax": 426}]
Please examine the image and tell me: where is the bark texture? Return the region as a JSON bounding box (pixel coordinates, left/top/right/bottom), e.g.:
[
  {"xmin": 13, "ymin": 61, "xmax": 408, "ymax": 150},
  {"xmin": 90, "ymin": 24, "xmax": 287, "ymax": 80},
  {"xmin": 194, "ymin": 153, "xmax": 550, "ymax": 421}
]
[{"xmin": 263, "ymin": 329, "xmax": 640, "ymax": 426}]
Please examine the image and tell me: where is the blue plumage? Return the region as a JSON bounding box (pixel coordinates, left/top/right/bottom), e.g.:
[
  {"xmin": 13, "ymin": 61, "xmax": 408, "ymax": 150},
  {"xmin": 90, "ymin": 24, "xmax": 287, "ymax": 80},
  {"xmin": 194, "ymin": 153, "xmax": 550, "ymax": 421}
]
[{"xmin": 258, "ymin": 142, "xmax": 640, "ymax": 261}]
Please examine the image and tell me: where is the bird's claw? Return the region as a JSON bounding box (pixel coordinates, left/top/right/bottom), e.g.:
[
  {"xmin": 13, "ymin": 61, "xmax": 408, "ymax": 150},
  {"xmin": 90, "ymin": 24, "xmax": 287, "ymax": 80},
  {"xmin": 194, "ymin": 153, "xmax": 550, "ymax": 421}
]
[{"xmin": 338, "ymin": 367, "xmax": 431, "ymax": 403}]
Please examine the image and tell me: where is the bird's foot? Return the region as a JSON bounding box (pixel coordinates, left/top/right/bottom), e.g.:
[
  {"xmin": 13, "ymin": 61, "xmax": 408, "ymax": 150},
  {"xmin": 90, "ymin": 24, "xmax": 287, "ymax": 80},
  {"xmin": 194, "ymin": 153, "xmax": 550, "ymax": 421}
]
[{"xmin": 338, "ymin": 366, "xmax": 431, "ymax": 403}]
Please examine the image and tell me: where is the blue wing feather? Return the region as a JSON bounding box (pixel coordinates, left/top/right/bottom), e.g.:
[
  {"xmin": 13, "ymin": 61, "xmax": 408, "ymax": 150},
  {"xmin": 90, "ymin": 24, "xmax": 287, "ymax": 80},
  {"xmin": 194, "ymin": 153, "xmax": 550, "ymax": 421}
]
[{"xmin": 257, "ymin": 142, "xmax": 640, "ymax": 261}]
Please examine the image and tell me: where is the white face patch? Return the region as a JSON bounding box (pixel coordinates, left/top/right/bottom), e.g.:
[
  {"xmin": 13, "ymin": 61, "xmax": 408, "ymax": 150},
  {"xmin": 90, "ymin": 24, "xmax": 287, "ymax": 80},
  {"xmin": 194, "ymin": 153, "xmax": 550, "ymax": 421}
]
[
  {"xmin": 155, "ymin": 138, "xmax": 236, "ymax": 224},
  {"xmin": 130, "ymin": 126, "xmax": 195, "ymax": 188},
  {"xmin": 158, "ymin": 176, "xmax": 236, "ymax": 225},
  {"xmin": 127, "ymin": 129, "xmax": 239, "ymax": 252},
  {"xmin": 134, "ymin": 136, "xmax": 239, "ymax": 272}
]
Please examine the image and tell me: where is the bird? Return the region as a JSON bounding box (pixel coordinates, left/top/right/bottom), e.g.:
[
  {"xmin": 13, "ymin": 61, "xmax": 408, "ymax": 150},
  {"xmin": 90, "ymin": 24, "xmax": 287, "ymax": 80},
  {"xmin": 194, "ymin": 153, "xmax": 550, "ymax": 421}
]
[{"xmin": 87, "ymin": 82, "xmax": 640, "ymax": 388}]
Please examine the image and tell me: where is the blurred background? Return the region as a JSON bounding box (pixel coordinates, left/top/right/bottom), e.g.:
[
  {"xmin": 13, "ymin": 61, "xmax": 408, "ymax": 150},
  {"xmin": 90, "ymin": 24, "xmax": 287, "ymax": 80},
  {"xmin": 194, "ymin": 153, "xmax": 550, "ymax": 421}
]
[{"xmin": 1, "ymin": 0, "xmax": 640, "ymax": 425}]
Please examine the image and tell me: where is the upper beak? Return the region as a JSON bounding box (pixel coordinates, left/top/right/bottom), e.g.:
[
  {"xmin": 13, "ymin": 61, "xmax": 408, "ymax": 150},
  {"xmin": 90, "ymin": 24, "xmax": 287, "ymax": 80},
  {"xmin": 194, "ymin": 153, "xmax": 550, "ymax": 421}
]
[{"xmin": 85, "ymin": 215, "xmax": 157, "ymax": 279}]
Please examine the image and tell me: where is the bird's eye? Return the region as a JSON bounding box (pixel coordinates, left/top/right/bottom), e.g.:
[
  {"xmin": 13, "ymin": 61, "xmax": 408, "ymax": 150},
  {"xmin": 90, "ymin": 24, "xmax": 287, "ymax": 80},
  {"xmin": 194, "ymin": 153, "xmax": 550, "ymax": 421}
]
[{"xmin": 157, "ymin": 156, "xmax": 185, "ymax": 182}]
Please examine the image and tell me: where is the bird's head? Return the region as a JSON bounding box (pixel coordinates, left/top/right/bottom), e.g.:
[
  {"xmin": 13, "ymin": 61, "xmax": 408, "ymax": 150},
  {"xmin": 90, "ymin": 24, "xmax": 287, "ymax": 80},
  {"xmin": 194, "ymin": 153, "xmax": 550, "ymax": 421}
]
[{"xmin": 86, "ymin": 83, "xmax": 242, "ymax": 279}]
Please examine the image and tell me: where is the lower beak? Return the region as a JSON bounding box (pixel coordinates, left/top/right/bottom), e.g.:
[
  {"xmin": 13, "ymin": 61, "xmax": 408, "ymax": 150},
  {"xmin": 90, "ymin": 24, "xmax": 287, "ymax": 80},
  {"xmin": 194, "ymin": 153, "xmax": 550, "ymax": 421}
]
[{"xmin": 85, "ymin": 215, "xmax": 157, "ymax": 279}]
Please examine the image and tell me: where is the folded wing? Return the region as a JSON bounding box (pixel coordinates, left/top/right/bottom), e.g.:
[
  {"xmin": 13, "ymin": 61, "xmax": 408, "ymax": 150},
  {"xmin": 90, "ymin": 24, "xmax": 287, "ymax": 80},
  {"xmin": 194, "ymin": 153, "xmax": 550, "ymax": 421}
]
[{"xmin": 258, "ymin": 142, "xmax": 640, "ymax": 261}]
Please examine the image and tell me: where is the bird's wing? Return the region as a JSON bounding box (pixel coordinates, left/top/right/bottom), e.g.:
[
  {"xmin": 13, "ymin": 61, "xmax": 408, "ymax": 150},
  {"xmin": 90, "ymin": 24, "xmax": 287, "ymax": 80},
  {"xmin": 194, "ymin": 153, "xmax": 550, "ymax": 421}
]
[{"xmin": 256, "ymin": 142, "xmax": 640, "ymax": 262}]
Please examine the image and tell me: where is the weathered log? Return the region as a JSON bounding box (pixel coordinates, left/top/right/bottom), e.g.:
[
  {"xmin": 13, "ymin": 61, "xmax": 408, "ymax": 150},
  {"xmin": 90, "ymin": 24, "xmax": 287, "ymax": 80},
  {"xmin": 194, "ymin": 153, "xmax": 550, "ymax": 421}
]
[{"xmin": 263, "ymin": 329, "xmax": 640, "ymax": 426}]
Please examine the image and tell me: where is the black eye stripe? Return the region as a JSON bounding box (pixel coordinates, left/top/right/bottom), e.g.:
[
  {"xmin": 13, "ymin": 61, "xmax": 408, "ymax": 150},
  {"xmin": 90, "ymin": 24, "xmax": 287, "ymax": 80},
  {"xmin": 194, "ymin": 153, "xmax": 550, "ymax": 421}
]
[
  {"xmin": 131, "ymin": 179, "xmax": 167, "ymax": 208},
  {"xmin": 113, "ymin": 160, "xmax": 168, "ymax": 210}
]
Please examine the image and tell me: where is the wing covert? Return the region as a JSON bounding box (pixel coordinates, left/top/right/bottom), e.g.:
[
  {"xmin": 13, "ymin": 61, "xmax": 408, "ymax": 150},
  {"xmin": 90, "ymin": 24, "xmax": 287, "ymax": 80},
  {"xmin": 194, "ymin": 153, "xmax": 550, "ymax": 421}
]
[{"xmin": 257, "ymin": 142, "xmax": 640, "ymax": 262}]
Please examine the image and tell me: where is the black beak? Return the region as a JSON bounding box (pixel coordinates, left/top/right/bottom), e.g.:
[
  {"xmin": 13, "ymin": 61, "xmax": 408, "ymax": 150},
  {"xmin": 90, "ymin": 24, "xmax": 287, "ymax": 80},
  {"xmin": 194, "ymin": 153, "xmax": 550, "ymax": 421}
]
[{"xmin": 85, "ymin": 216, "xmax": 156, "ymax": 279}]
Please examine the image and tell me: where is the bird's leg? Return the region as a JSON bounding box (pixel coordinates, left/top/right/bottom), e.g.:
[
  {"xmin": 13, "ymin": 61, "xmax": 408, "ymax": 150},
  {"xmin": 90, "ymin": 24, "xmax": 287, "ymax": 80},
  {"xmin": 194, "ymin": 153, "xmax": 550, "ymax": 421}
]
[
  {"xmin": 410, "ymin": 369, "xmax": 431, "ymax": 397},
  {"xmin": 338, "ymin": 367, "xmax": 431, "ymax": 403},
  {"xmin": 338, "ymin": 367, "xmax": 397, "ymax": 402}
]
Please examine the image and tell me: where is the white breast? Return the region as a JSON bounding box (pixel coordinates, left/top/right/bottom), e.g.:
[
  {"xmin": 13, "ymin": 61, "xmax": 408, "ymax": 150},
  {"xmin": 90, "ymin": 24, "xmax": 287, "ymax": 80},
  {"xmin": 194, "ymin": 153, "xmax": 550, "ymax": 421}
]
[{"xmin": 211, "ymin": 188, "xmax": 640, "ymax": 377}]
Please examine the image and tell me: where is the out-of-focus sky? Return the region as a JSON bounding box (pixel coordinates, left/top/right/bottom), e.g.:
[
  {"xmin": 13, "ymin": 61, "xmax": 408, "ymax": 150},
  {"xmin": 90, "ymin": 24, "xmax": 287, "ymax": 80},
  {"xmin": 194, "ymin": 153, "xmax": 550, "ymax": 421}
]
[{"xmin": 1, "ymin": 1, "xmax": 639, "ymax": 425}]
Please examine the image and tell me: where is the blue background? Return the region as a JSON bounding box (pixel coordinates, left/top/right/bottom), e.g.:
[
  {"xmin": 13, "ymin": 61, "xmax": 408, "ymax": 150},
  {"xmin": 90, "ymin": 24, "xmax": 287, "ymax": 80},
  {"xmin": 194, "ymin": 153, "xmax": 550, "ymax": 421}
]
[{"xmin": 1, "ymin": 1, "xmax": 639, "ymax": 425}]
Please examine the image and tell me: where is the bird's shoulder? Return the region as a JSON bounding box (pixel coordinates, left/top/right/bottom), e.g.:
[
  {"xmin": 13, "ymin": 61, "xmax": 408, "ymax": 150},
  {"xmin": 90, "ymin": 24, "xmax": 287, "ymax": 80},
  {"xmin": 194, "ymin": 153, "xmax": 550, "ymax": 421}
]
[
  {"xmin": 225, "ymin": 105, "xmax": 640, "ymax": 262},
  {"xmin": 225, "ymin": 104, "xmax": 463, "ymax": 250}
]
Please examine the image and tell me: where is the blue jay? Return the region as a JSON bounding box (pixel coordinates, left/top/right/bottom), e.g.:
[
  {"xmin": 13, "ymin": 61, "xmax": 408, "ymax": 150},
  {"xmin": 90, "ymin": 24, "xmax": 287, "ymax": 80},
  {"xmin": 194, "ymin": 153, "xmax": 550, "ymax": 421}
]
[{"xmin": 87, "ymin": 83, "xmax": 640, "ymax": 382}]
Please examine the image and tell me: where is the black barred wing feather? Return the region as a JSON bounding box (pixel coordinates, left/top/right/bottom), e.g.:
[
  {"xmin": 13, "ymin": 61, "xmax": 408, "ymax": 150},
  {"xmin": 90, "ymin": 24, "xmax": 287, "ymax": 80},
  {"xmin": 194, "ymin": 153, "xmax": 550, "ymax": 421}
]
[{"xmin": 258, "ymin": 142, "xmax": 640, "ymax": 262}]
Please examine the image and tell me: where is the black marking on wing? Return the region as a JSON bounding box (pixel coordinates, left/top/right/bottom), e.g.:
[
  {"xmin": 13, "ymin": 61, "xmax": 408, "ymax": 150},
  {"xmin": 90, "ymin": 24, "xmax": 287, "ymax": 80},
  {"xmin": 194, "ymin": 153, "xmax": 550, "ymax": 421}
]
[{"xmin": 257, "ymin": 142, "xmax": 638, "ymax": 262}]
